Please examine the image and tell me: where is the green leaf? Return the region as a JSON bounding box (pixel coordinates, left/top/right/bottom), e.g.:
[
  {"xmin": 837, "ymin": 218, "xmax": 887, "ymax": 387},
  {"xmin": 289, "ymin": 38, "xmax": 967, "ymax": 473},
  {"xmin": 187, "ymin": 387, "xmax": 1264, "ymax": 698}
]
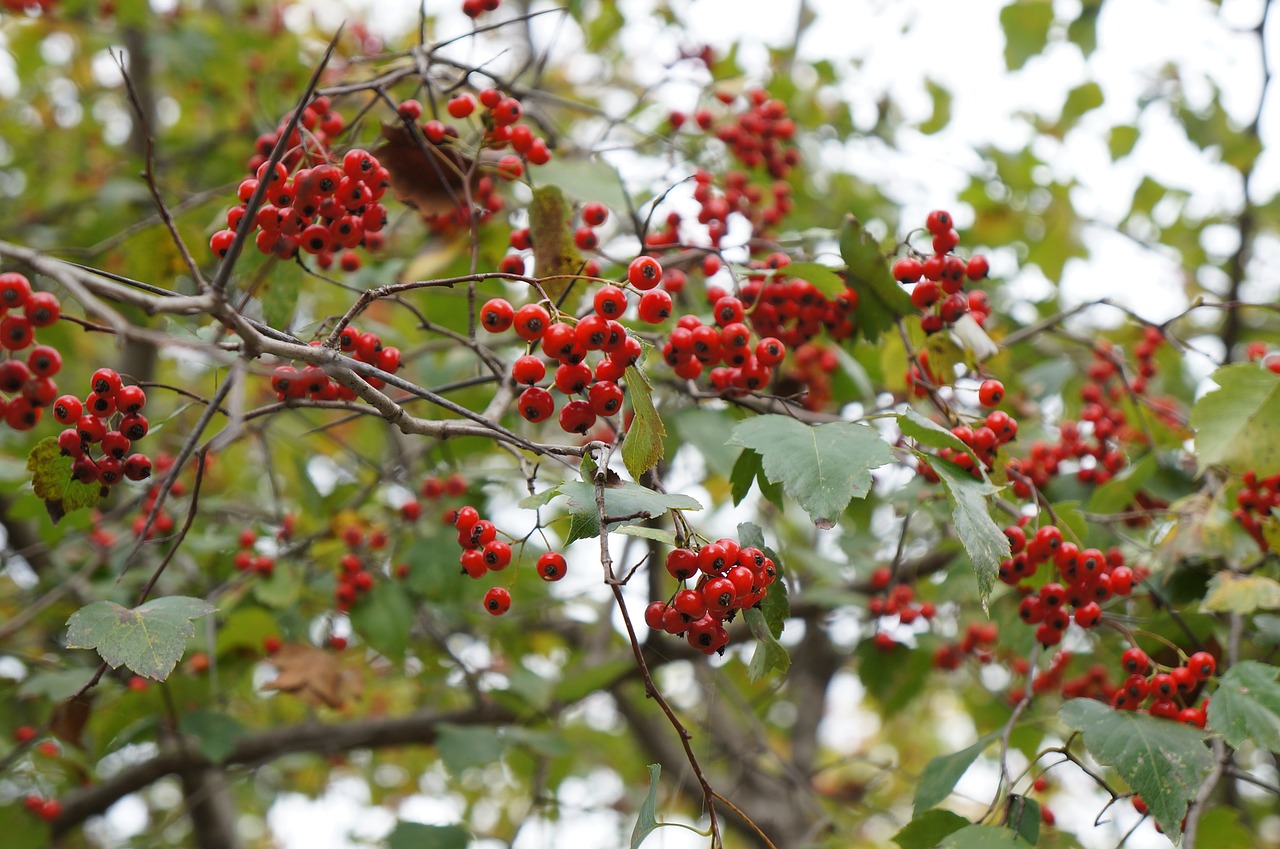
[
  {"xmin": 929, "ymin": 458, "xmax": 1010, "ymax": 605},
  {"xmin": 65, "ymin": 596, "xmax": 215, "ymax": 681},
  {"xmin": 1108, "ymin": 124, "xmax": 1140, "ymax": 160},
  {"xmin": 260, "ymin": 269, "xmax": 299, "ymax": 330},
  {"xmin": 1088, "ymin": 453, "xmax": 1156, "ymax": 514},
  {"xmin": 940, "ymin": 824, "xmax": 1029, "ymax": 849},
  {"xmin": 744, "ymin": 606, "xmax": 791, "ymax": 681},
  {"xmin": 672, "ymin": 408, "xmax": 742, "ymax": 474},
  {"xmin": 614, "ymin": 525, "xmax": 678, "ymax": 545},
  {"xmin": 533, "ymin": 155, "xmax": 629, "ymax": 213},
  {"xmin": 385, "ymin": 822, "xmax": 470, "ymax": 849},
  {"xmin": 1256, "ymin": 614, "xmax": 1280, "ymax": 646},
  {"xmin": 622, "ymin": 366, "xmax": 665, "ymax": 480},
  {"xmin": 856, "ymin": 634, "xmax": 934, "ymax": 713},
  {"xmin": 252, "ymin": 558, "xmax": 301, "ymax": 609},
  {"xmin": 1191, "ymin": 807, "xmax": 1257, "ymax": 849},
  {"xmin": 784, "ymin": 261, "xmax": 846, "ymax": 300},
  {"xmin": 839, "ymin": 215, "xmax": 914, "ymax": 343},
  {"xmin": 179, "ymin": 709, "xmax": 250, "ymax": 762},
  {"xmin": 26, "ymin": 436, "xmax": 101, "ymax": 523},
  {"xmin": 1061, "ymin": 81, "xmax": 1104, "ymax": 126},
  {"xmin": 518, "ymin": 486, "xmax": 561, "ymax": 510},
  {"xmin": 999, "ymin": 0, "xmax": 1054, "ymax": 71},
  {"xmin": 552, "ymin": 658, "xmax": 634, "ymax": 704},
  {"xmin": 1207, "ymin": 660, "xmax": 1280, "ymax": 751},
  {"xmin": 1067, "ymin": 2, "xmax": 1100, "ymax": 57},
  {"xmin": 435, "ymin": 723, "xmax": 508, "ymax": 775},
  {"xmin": 348, "ymin": 579, "xmax": 414, "ymax": 660},
  {"xmin": 1189, "ymin": 364, "xmax": 1280, "ymax": 477},
  {"xmin": 1059, "ymin": 698, "xmax": 1212, "ymax": 840},
  {"xmin": 559, "ymin": 480, "xmax": 701, "ymax": 544},
  {"xmin": 920, "ymin": 78, "xmax": 952, "ymax": 135},
  {"xmin": 1200, "ymin": 572, "xmax": 1280, "ymax": 614},
  {"xmin": 629, "ymin": 763, "xmax": 662, "ymax": 849},
  {"xmin": 897, "ymin": 408, "xmax": 970, "ymax": 454},
  {"xmin": 728, "ymin": 414, "xmax": 893, "ymax": 528},
  {"xmin": 1005, "ymin": 794, "xmax": 1040, "ymax": 844},
  {"xmin": 893, "ymin": 810, "xmax": 969, "ymax": 849},
  {"xmin": 730, "ymin": 448, "xmax": 762, "ymax": 506},
  {"xmin": 913, "ymin": 730, "xmax": 1001, "ymax": 816}
]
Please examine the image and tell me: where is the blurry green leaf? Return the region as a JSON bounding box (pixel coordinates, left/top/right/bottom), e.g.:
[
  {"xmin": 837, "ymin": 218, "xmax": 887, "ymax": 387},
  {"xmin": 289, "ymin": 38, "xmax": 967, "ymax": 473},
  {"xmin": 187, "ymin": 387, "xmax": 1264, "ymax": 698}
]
[
  {"xmin": 214, "ymin": 607, "xmax": 281, "ymax": 654},
  {"xmin": 552, "ymin": 658, "xmax": 634, "ymax": 704},
  {"xmin": 584, "ymin": 0, "xmax": 625, "ymax": 53},
  {"xmin": 435, "ymin": 723, "xmax": 507, "ymax": 775},
  {"xmin": 386, "ymin": 822, "xmax": 469, "ymax": 849},
  {"xmin": 1061, "ymin": 81, "xmax": 1104, "ymax": 125},
  {"xmin": 913, "ymin": 731, "xmax": 1000, "ymax": 816},
  {"xmin": 27, "ymin": 436, "xmax": 100, "ymax": 523},
  {"xmin": 940, "ymin": 825, "xmax": 1027, "ymax": 849},
  {"xmin": 999, "ymin": 0, "xmax": 1054, "ymax": 71},
  {"xmin": 349, "ymin": 580, "xmax": 414, "ymax": 660},
  {"xmin": 672, "ymin": 408, "xmax": 742, "ymax": 474},
  {"xmin": 1006, "ymin": 794, "xmax": 1040, "ymax": 844},
  {"xmin": 1108, "ymin": 125, "xmax": 1141, "ymax": 160},
  {"xmin": 893, "ymin": 810, "xmax": 969, "ymax": 849},
  {"xmin": 180, "ymin": 710, "xmax": 249, "ymax": 762},
  {"xmin": 1190, "ymin": 364, "xmax": 1280, "ymax": 477},
  {"xmin": 930, "ymin": 458, "xmax": 1010, "ymax": 605},
  {"xmin": 920, "ymin": 78, "xmax": 952, "ymax": 134},
  {"xmin": 897, "ymin": 408, "xmax": 969, "ymax": 453},
  {"xmin": 253, "ymin": 559, "xmax": 302, "ymax": 609},
  {"xmin": 728, "ymin": 415, "xmax": 893, "ymax": 527},
  {"xmin": 857, "ymin": 638, "xmax": 934, "ymax": 714},
  {"xmin": 1207, "ymin": 660, "xmax": 1280, "ymax": 750},
  {"xmin": 622, "ymin": 366, "xmax": 665, "ymax": 480},
  {"xmin": 1059, "ymin": 698, "xmax": 1211, "ymax": 840},
  {"xmin": 1067, "ymin": 2, "xmax": 1100, "ymax": 57},
  {"xmin": 784, "ymin": 261, "xmax": 846, "ymax": 300},
  {"xmin": 1088, "ymin": 454, "xmax": 1156, "ymax": 514},
  {"xmin": 745, "ymin": 606, "xmax": 791, "ymax": 681},
  {"xmin": 614, "ymin": 525, "xmax": 677, "ymax": 545},
  {"xmin": 1192, "ymin": 807, "xmax": 1259, "ymax": 849},
  {"xmin": 260, "ymin": 269, "xmax": 298, "ymax": 330},
  {"xmin": 629, "ymin": 763, "xmax": 662, "ymax": 848},
  {"xmin": 730, "ymin": 448, "xmax": 762, "ymax": 506},
  {"xmin": 840, "ymin": 215, "xmax": 914, "ymax": 343},
  {"xmin": 66, "ymin": 597, "xmax": 215, "ymax": 681},
  {"xmin": 534, "ymin": 156, "xmax": 629, "ymax": 214},
  {"xmin": 1201, "ymin": 573, "xmax": 1280, "ymax": 614}
]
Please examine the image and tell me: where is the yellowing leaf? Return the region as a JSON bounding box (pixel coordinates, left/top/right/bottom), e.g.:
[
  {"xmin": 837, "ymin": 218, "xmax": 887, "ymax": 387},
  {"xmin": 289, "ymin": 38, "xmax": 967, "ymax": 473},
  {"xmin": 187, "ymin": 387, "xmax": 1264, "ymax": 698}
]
[
  {"xmin": 65, "ymin": 596, "xmax": 215, "ymax": 681},
  {"xmin": 1190, "ymin": 364, "xmax": 1280, "ymax": 477},
  {"xmin": 622, "ymin": 365, "xmax": 665, "ymax": 479},
  {"xmin": 27, "ymin": 436, "xmax": 101, "ymax": 523},
  {"xmin": 1201, "ymin": 572, "xmax": 1280, "ymax": 614}
]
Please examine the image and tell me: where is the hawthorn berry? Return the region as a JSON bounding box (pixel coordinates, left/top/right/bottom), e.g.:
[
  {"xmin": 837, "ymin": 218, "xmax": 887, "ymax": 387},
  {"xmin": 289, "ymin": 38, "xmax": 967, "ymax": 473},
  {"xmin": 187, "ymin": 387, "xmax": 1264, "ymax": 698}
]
[
  {"xmin": 638, "ymin": 289, "xmax": 672, "ymax": 324},
  {"xmin": 480, "ymin": 298, "xmax": 515, "ymax": 332},
  {"xmin": 1187, "ymin": 651, "xmax": 1215, "ymax": 679},
  {"xmin": 582, "ymin": 201, "xmax": 608, "ymax": 227},
  {"xmin": 483, "ymin": 586, "xmax": 511, "ymax": 615},
  {"xmin": 537, "ymin": 551, "xmax": 567, "ymax": 581},
  {"xmin": 627, "ymin": 256, "xmax": 662, "ymax": 290},
  {"xmin": 925, "ymin": 209, "xmax": 953, "ymax": 235},
  {"xmin": 511, "ymin": 355, "xmax": 546, "ymax": 386},
  {"xmin": 518, "ymin": 386, "xmax": 555, "ymax": 423},
  {"xmin": 513, "ymin": 304, "xmax": 552, "ymax": 341}
]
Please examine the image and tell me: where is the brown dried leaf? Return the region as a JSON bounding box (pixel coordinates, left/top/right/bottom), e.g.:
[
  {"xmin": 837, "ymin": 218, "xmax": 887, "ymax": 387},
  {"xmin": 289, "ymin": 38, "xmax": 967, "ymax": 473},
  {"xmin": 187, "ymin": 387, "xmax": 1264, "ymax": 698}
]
[
  {"xmin": 373, "ymin": 123, "xmax": 477, "ymax": 220},
  {"xmin": 50, "ymin": 695, "xmax": 92, "ymax": 750},
  {"xmin": 262, "ymin": 644, "xmax": 351, "ymax": 709}
]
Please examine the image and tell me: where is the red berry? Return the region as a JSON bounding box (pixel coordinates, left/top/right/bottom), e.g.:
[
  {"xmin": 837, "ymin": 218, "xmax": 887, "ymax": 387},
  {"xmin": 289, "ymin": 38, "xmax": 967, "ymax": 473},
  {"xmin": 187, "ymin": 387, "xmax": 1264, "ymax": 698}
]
[
  {"xmin": 1187, "ymin": 651, "xmax": 1215, "ymax": 680},
  {"xmin": 593, "ymin": 285, "xmax": 628, "ymax": 318},
  {"xmin": 977, "ymin": 379, "xmax": 1004, "ymax": 407},
  {"xmin": 511, "ymin": 355, "xmax": 546, "ymax": 386},
  {"xmin": 587, "ymin": 380, "xmax": 624, "ymax": 416},
  {"xmin": 925, "ymin": 209, "xmax": 953, "ymax": 236},
  {"xmin": 557, "ymin": 399, "xmax": 596, "ymax": 434},
  {"xmin": 0, "ymin": 272, "xmax": 33, "ymax": 309},
  {"xmin": 1121, "ymin": 647, "xmax": 1150, "ymax": 675},
  {"xmin": 25, "ymin": 291, "xmax": 61, "ymax": 327},
  {"xmin": 892, "ymin": 257, "xmax": 923, "ymax": 283},
  {"xmin": 627, "ymin": 256, "xmax": 662, "ymax": 290},
  {"xmin": 480, "ymin": 298, "xmax": 515, "ymax": 332},
  {"xmin": 518, "ymin": 386, "xmax": 555, "ymax": 423},
  {"xmin": 446, "ymin": 94, "xmax": 476, "ymax": 119},
  {"xmin": 483, "ymin": 586, "xmax": 511, "ymax": 615},
  {"xmin": 537, "ymin": 551, "xmax": 567, "ymax": 581},
  {"xmin": 582, "ymin": 202, "xmax": 608, "ymax": 227},
  {"xmin": 638, "ymin": 289, "xmax": 672, "ymax": 324},
  {"xmin": 966, "ymin": 254, "xmax": 990, "ymax": 280},
  {"xmin": 666, "ymin": 548, "xmax": 697, "ymax": 580},
  {"xmin": 513, "ymin": 304, "xmax": 552, "ymax": 341}
]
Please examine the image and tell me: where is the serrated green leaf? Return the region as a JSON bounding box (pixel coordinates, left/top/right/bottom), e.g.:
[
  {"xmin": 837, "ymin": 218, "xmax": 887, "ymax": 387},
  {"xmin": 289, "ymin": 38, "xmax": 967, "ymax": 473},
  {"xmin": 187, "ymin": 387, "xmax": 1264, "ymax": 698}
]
[
  {"xmin": 730, "ymin": 448, "xmax": 762, "ymax": 506},
  {"xmin": 65, "ymin": 596, "xmax": 215, "ymax": 681},
  {"xmin": 630, "ymin": 763, "xmax": 662, "ymax": 849},
  {"xmin": 348, "ymin": 579, "xmax": 414, "ymax": 660},
  {"xmin": 1190, "ymin": 364, "xmax": 1280, "ymax": 477},
  {"xmin": 1000, "ymin": 0, "xmax": 1054, "ymax": 71},
  {"xmin": 622, "ymin": 365, "xmax": 665, "ymax": 480},
  {"xmin": 1200, "ymin": 572, "xmax": 1280, "ymax": 614},
  {"xmin": 26, "ymin": 436, "xmax": 101, "ymax": 523},
  {"xmin": 744, "ymin": 606, "xmax": 790, "ymax": 681},
  {"xmin": 784, "ymin": 261, "xmax": 846, "ymax": 300},
  {"xmin": 929, "ymin": 458, "xmax": 1010, "ymax": 605},
  {"xmin": 1059, "ymin": 698, "xmax": 1212, "ymax": 840},
  {"xmin": 180, "ymin": 709, "xmax": 250, "ymax": 762},
  {"xmin": 913, "ymin": 730, "xmax": 1001, "ymax": 816},
  {"xmin": 893, "ymin": 810, "xmax": 969, "ymax": 849},
  {"xmin": 920, "ymin": 78, "xmax": 952, "ymax": 135},
  {"xmin": 386, "ymin": 822, "xmax": 470, "ymax": 849},
  {"xmin": 614, "ymin": 524, "xmax": 677, "ymax": 545},
  {"xmin": 1207, "ymin": 660, "xmax": 1280, "ymax": 751},
  {"xmin": 1006, "ymin": 794, "xmax": 1040, "ymax": 844},
  {"xmin": 1108, "ymin": 124, "xmax": 1140, "ymax": 160},
  {"xmin": 533, "ymin": 156, "xmax": 629, "ymax": 213},
  {"xmin": 728, "ymin": 414, "xmax": 893, "ymax": 527},
  {"xmin": 518, "ymin": 486, "xmax": 561, "ymax": 510},
  {"xmin": 840, "ymin": 215, "xmax": 914, "ymax": 343},
  {"xmin": 672, "ymin": 408, "xmax": 742, "ymax": 474},
  {"xmin": 940, "ymin": 824, "xmax": 1028, "ymax": 849},
  {"xmin": 897, "ymin": 408, "xmax": 969, "ymax": 454}
]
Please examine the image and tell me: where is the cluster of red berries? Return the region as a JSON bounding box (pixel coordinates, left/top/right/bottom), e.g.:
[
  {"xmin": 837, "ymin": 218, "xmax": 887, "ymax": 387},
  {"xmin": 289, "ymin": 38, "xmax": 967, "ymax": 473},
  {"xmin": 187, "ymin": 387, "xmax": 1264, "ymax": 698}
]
[
  {"xmin": 396, "ymin": 471, "xmax": 470, "ymax": 522},
  {"xmin": 445, "ymin": 505, "xmax": 515, "ymax": 615},
  {"xmin": 571, "ymin": 201, "xmax": 610, "ymax": 253},
  {"xmin": 866, "ymin": 566, "xmax": 937, "ymax": 651},
  {"xmin": 739, "ymin": 254, "xmax": 858, "ymax": 348},
  {"xmin": 892, "ymin": 209, "xmax": 991, "ymax": 334},
  {"xmin": 461, "ymin": 0, "xmax": 500, "ymax": 17},
  {"xmin": 1232, "ymin": 469, "xmax": 1280, "ymax": 551},
  {"xmin": 670, "ymin": 89, "xmax": 798, "ymax": 181},
  {"xmin": 932, "ymin": 621, "xmax": 1001, "ymax": 670},
  {"xmin": 232, "ymin": 528, "xmax": 276, "ymax": 577},
  {"xmin": 53, "ymin": 367, "xmax": 153, "ymax": 491},
  {"xmin": 1, "ymin": 0, "xmax": 55, "ymax": 13},
  {"xmin": 211, "ymin": 98, "xmax": 388, "ymax": 269},
  {"xmin": 1110, "ymin": 646, "xmax": 1214, "ymax": 727},
  {"xmin": 1245, "ymin": 340, "xmax": 1280, "ymax": 372},
  {"xmin": 23, "ymin": 793, "xmax": 61, "ymax": 822},
  {"xmin": 642, "ymin": 537, "xmax": 779, "ymax": 655},
  {"xmin": 0, "ymin": 272, "xmax": 63, "ymax": 431},
  {"xmin": 332, "ymin": 522, "xmax": 390, "ymax": 612},
  {"xmin": 270, "ymin": 325, "xmax": 401, "ymax": 400},
  {"xmin": 999, "ymin": 524, "xmax": 1139, "ymax": 647},
  {"xmin": 481, "ymin": 257, "xmax": 664, "ymax": 435},
  {"xmin": 919, "ymin": 390, "xmax": 1020, "ymax": 482},
  {"xmin": 128, "ymin": 452, "xmax": 186, "ymax": 539}
]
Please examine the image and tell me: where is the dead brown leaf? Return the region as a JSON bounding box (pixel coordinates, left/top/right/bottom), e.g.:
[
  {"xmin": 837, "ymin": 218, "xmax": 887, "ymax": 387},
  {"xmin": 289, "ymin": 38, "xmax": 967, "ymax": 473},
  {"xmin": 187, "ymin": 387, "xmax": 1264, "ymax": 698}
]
[
  {"xmin": 372, "ymin": 123, "xmax": 477, "ymax": 220},
  {"xmin": 262, "ymin": 644, "xmax": 361, "ymax": 709},
  {"xmin": 50, "ymin": 694, "xmax": 92, "ymax": 750}
]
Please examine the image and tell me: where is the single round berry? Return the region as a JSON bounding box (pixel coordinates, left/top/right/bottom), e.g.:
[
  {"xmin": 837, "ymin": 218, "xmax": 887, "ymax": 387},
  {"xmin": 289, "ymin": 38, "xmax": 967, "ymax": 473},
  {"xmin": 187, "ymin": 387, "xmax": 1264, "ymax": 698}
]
[
  {"xmin": 892, "ymin": 257, "xmax": 923, "ymax": 284},
  {"xmin": 582, "ymin": 202, "xmax": 608, "ymax": 227},
  {"xmin": 925, "ymin": 209, "xmax": 953, "ymax": 236},
  {"xmin": 513, "ymin": 304, "xmax": 552, "ymax": 342},
  {"xmin": 593, "ymin": 285, "xmax": 628, "ymax": 319},
  {"xmin": 637, "ymin": 289, "xmax": 672, "ymax": 324},
  {"xmin": 480, "ymin": 298, "xmax": 515, "ymax": 333},
  {"xmin": 483, "ymin": 586, "xmax": 511, "ymax": 615},
  {"xmin": 518, "ymin": 386, "xmax": 555, "ymax": 423},
  {"xmin": 1187, "ymin": 651, "xmax": 1216, "ymax": 680},
  {"xmin": 977, "ymin": 379, "xmax": 1004, "ymax": 407},
  {"xmin": 537, "ymin": 551, "xmax": 567, "ymax": 581},
  {"xmin": 25, "ymin": 291, "xmax": 61, "ymax": 327},
  {"xmin": 1121, "ymin": 647, "xmax": 1150, "ymax": 676},
  {"xmin": 446, "ymin": 94, "xmax": 476, "ymax": 119},
  {"xmin": 627, "ymin": 256, "xmax": 662, "ymax": 291},
  {"xmin": 511, "ymin": 355, "xmax": 546, "ymax": 386}
]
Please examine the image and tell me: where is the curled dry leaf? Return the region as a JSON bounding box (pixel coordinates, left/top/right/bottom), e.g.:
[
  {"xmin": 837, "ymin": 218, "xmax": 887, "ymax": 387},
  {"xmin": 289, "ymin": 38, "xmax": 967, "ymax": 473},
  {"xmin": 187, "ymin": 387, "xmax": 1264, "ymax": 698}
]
[
  {"xmin": 372, "ymin": 123, "xmax": 478, "ymax": 221},
  {"xmin": 262, "ymin": 643, "xmax": 362, "ymax": 709}
]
